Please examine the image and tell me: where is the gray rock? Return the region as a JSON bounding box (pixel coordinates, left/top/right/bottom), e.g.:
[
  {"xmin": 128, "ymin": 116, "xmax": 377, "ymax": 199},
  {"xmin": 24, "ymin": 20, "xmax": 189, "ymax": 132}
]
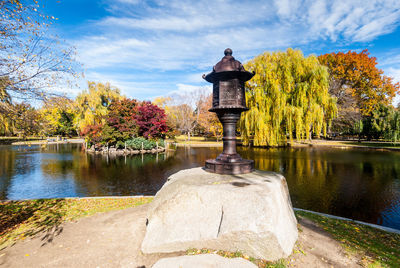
[
  {"xmin": 141, "ymin": 167, "xmax": 298, "ymax": 261},
  {"xmin": 152, "ymin": 254, "xmax": 257, "ymax": 268}
]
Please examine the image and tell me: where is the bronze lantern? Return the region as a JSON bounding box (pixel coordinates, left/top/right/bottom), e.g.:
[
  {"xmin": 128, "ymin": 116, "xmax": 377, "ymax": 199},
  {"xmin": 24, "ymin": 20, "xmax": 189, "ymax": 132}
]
[{"xmin": 202, "ymin": 48, "xmax": 255, "ymax": 175}]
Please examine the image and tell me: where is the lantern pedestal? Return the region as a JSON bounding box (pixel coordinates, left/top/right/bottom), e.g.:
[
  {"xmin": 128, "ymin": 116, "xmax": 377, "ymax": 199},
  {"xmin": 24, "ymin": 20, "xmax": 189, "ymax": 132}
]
[{"xmin": 204, "ymin": 109, "xmax": 254, "ymax": 174}]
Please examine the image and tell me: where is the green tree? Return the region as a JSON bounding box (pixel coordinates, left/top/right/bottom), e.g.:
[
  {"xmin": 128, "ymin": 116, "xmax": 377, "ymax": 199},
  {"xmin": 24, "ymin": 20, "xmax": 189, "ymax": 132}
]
[
  {"xmin": 240, "ymin": 48, "xmax": 337, "ymax": 147},
  {"xmin": 74, "ymin": 81, "xmax": 123, "ymax": 133},
  {"xmin": 361, "ymin": 103, "xmax": 400, "ymax": 142},
  {"xmin": 40, "ymin": 97, "xmax": 77, "ymax": 136}
]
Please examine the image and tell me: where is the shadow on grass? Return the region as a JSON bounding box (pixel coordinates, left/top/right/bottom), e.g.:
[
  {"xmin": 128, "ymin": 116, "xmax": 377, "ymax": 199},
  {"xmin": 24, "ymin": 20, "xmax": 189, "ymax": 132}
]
[{"xmin": 0, "ymin": 199, "xmax": 67, "ymax": 248}]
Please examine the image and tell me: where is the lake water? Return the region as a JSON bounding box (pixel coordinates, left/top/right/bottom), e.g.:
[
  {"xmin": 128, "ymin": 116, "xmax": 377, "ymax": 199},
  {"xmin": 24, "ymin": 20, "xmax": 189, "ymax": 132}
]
[{"xmin": 1, "ymin": 144, "xmax": 399, "ymax": 230}]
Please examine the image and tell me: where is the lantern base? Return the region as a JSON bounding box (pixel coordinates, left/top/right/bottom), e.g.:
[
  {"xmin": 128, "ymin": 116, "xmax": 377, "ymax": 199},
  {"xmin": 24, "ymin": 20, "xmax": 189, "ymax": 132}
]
[{"xmin": 205, "ymin": 159, "xmax": 254, "ymax": 175}]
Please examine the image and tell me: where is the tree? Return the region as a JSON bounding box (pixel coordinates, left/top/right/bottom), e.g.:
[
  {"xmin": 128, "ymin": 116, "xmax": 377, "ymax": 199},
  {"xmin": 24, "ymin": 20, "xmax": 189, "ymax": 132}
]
[
  {"xmin": 240, "ymin": 48, "xmax": 337, "ymax": 147},
  {"xmin": 0, "ymin": 77, "xmax": 13, "ymax": 135},
  {"xmin": 74, "ymin": 81, "xmax": 123, "ymax": 133},
  {"xmin": 81, "ymin": 123, "xmax": 103, "ymax": 146},
  {"xmin": 361, "ymin": 103, "xmax": 400, "ymax": 141},
  {"xmin": 135, "ymin": 101, "xmax": 168, "ymax": 139},
  {"xmin": 318, "ymin": 50, "xmax": 399, "ymax": 133},
  {"xmin": 8, "ymin": 102, "xmax": 40, "ymax": 137},
  {"xmin": 197, "ymin": 94, "xmax": 222, "ymax": 139},
  {"xmin": 101, "ymin": 98, "xmax": 139, "ymax": 145},
  {"xmin": 40, "ymin": 96, "xmax": 76, "ymax": 136},
  {"xmin": 165, "ymin": 88, "xmax": 209, "ymax": 139},
  {"xmin": 0, "ymin": 0, "xmax": 79, "ymax": 101}
]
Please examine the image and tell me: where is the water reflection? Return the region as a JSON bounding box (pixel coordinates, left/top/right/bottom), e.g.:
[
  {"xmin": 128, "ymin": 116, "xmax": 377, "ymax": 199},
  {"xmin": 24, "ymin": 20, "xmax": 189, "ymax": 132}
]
[{"xmin": 0, "ymin": 144, "xmax": 399, "ymax": 229}]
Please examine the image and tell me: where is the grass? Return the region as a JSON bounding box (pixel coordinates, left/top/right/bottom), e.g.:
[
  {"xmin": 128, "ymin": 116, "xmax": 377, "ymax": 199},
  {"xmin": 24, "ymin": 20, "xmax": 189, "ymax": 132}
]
[
  {"xmin": 0, "ymin": 137, "xmax": 43, "ymax": 145},
  {"xmin": 174, "ymin": 135, "xmax": 208, "ymax": 141},
  {"xmin": 344, "ymin": 141, "xmax": 400, "ymax": 149},
  {"xmin": 166, "ymin": 136, "xmax": 222, "ymax": 147},
  {"xmin": 296, "ymin": 210, "xmax": 400, "ymax": 268},
  {"xmin": 0, "ymin": 197, "xmax": 153, "ymax": 250},
  {"xmin": 291, "ymin": 139, "xmax": 400, "ymax": 150},
  {"xmin": 186, "ymin": 248, "xmax": 286, "ymax": 268}
]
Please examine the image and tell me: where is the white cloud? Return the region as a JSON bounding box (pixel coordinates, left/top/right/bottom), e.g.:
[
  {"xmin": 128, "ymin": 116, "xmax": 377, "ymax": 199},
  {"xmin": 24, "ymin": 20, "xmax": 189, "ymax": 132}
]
[
  {"xmin": 67, "ymin": 0, "xmax": 400, "ymax": 98},
  {"xmin": 386, "ymin": 67, "xmax": 400, "ymax": 83}
]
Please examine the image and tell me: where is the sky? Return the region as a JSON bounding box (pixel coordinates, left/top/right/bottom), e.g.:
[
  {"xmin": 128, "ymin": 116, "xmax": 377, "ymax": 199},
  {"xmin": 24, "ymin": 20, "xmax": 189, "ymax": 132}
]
[{"xmin": 43, "ymin": 0, "xmax": 400, "ymax": 102}]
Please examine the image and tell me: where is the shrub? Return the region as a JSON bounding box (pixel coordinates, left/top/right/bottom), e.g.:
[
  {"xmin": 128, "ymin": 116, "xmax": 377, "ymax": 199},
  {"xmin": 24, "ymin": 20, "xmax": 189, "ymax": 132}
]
[{"xmin": 125, "ymin": 137, "xmax": 164, "ymax": 150}]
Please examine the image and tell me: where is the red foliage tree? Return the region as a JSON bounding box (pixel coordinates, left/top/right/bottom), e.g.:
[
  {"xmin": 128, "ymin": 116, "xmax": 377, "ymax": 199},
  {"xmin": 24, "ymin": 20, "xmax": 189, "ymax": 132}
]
[
  {"xmin": 81, "ymin": 124, "xmax": 103, "ymax": 145},
  {"xmin": 135, "ymin": 101, "xmax": 169, "ymax": 139}
]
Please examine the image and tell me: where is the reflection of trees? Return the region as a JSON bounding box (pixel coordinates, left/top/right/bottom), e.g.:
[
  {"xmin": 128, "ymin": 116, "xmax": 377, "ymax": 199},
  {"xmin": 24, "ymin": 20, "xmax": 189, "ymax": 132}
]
[
  {"xmin": 239, "ymin": 147, "xmax": 339, "ymax": 213},
  {"xmin": 1, "ymin": 146, "xmax": 39, "ymax": 199},
  {"xmin": 330, "ymin": 150, "xmax": 400, "ymax": 225},
  {"xmin": 0, "ymin": 146, "xmax": 16, "ymax": 199},
  {"xmin": 67, "ymin": 146, "xmax": 221, "ymax": 196},
  {"xmin": 239, "ymin": 147, "xmax": 400, "ymax": 226}
]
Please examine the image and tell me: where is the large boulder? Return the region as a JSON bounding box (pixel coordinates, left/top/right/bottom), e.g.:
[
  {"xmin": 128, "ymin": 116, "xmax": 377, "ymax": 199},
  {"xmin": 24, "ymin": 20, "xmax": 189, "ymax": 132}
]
[
  {"xmin": 152, "ymin": 254, "xmax": 257, "ymax": 268},
  {"xmin": 141, "ymin": 167, "xmax": 298, "ymax": 261}
]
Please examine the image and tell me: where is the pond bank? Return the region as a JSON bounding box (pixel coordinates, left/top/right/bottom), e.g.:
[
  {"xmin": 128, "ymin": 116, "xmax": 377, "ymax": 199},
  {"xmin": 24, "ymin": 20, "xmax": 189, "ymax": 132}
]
[
  {"xmin": 85, "ymin": 146, "xmax": 165, "ymax": 155},
  {"xmin": 1, "ymin": 197, "xmax": 399, "ymax": 267},
  {"xmin": 11, "ymin": 138, "xmax": 84, "ymax": 145},
  {"xmin": 170, "ymin": 139, "xmax": 400, "ymax": 151},
  {"xmin": 290, "ymin": 139, "xmax": 400, "ymax": 151}
]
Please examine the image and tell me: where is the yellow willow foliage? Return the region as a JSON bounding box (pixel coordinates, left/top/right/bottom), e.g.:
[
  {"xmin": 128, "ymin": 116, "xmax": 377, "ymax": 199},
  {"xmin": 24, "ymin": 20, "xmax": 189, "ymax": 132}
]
[
  {"xmin": 240, "ymin": 49, "xmax": 337, "ymax": 147},
  {"xmin": 74, "ymin": 81, "xmax": 123, "ymax": 132}
]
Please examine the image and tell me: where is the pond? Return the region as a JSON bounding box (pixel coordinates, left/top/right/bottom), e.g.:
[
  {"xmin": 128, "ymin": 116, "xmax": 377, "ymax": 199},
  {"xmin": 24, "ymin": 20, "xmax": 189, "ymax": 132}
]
[{"xmin": 1, "ymin": 143, "xmax": 399, "ymax": 230}]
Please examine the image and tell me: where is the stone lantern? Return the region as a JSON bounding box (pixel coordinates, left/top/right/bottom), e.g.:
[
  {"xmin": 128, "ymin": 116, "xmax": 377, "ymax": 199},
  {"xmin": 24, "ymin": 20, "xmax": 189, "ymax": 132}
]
[{"xmin": 202, "ymin": 48, "xmax": 255, "ymax": 174}]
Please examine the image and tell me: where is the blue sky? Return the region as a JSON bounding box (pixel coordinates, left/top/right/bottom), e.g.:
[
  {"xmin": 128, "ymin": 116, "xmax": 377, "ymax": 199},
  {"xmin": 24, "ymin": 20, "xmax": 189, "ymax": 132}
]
[{"xmin": 43, "ymin": 0, "xmax": 400, "ymax": 102}]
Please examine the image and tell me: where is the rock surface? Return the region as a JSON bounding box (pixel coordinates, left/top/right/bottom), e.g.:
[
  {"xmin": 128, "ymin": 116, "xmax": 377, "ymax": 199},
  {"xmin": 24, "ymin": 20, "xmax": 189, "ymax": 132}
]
[
  {"xmin": 141, "ymin": 167, "xmax": 298, "ymax": 261},
  {"xmin": 152, "ymin": 254, "xmax": 257, "ymax": 268}
]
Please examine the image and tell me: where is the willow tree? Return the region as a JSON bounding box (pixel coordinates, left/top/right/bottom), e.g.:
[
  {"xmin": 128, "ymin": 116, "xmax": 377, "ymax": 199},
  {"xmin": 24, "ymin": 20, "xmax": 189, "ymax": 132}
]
[
  {"xmin": 240, "ymin": 49, "xmax": 337, "ymax": 147},
  {"xmin": 74, "ymin": 81, "xmax": 123, "ymax": 133}
]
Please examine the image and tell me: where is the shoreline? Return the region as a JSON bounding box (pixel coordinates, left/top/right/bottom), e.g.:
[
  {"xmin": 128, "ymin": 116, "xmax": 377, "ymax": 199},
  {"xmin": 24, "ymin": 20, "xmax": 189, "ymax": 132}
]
[
  {"xmin": 11, "ymin": 139, "xmax": 84, "ymax": 145},
  {"xmin": 7, "ymin": 138, "xmax": 400, "ymax": 151}
]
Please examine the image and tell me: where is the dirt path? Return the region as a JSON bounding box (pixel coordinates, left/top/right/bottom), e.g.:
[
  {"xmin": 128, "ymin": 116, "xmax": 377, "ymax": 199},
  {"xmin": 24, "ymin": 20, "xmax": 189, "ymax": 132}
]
[{"xmin": 0, "ymin": 205, "xmax": 362, "ymax": 268}]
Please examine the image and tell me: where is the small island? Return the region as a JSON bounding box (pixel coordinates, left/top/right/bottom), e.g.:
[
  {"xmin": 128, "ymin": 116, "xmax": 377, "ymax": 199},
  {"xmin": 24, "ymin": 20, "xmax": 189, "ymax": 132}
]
[{"xmin": 80, "ymin": 98, "xmax": 169, "ymax": 155}]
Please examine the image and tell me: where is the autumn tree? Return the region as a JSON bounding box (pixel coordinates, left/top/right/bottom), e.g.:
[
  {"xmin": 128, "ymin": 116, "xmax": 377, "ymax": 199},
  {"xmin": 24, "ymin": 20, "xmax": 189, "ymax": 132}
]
[
  {"xmin": 0, "ymin": 0, "xmax": 79, "ymax": 101},
  {"xmin": 0, "ymin": 77, "xmax": 13, "ymax": 135},
  {"xmin": 166, "ymin": 87, "xmax": 209, "ymax": 140},
  {"xmin": 135, "ymin": 101, "xmax": 168, "ymax": 139},
  {"xmin": 101, "ymin": 98, "xmax": 139, "ymax": 145},
  {"xmin": 40, "ymin": 96, "xmax": 76, "ymax": 136},
  {"xmin": 197, "ymin": 94, "xmax": 222, "ymax": 139},
  {"xmin": 240, "ymin": 48, "xmax": 337, "ymax": 147},
  {"xmin": 8, "ymin": 102, "xmax": 40, "ymax": 137},
  {"xmin": 318, "ymin": 50, "xmax": 399, "ymax": 133},
  {"xmin": 80, "ymin": 97, "xmax": 168, "ymax": 146},
  {"xmin": 74, "ymin": 81, "xmax": 123, "ymax": 133}
]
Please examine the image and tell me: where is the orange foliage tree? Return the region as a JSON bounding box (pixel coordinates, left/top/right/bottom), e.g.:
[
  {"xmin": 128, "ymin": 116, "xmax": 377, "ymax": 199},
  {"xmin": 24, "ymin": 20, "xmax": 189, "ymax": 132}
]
[
  {"xmin": 197, "ymin": 94, "xmax": 222, "ymax": 139},
  {"xmin": 318, "ymin": 50, "xmax": 399, "ymax": 132}
]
